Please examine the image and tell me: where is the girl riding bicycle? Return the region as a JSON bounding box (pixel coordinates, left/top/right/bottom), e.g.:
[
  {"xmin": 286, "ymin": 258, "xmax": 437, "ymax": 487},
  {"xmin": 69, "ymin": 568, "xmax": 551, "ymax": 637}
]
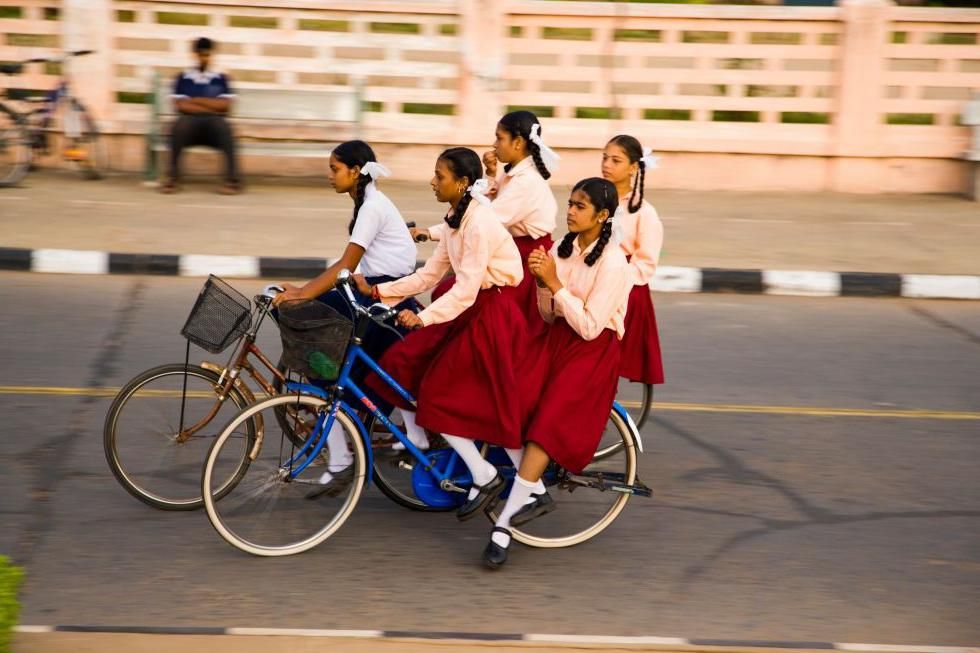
[
  {"xmin": 356, "ymin": 147, "xmax": 529, "ymax": 522},
  {"xmin": 416, "ymin": 111, "xmax": 558, "ymax": 328},
  {"xmin": 601, "ymin": 135, "xmax": 666, "ymax": 389},
  {"xmin": 483, "ymin": 177, "xmax": 632, "ymax": 569},
  {"xmin": 273, "ymin": 139, "xmax": 419, "ymax": 495}
]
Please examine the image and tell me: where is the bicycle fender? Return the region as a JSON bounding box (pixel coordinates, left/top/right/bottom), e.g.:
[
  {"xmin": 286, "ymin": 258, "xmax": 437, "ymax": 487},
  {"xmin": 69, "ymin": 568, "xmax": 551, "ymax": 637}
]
[{"xmin": 612, "ymin": 401, "xmax": 644, "ymax": 453}]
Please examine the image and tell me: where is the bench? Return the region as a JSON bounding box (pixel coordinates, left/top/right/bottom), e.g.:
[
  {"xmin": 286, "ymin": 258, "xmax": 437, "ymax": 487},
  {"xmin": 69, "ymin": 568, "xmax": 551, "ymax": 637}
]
[{"xmin": 145, "ymin": 72, "xmax": 362, "ymax": 181}]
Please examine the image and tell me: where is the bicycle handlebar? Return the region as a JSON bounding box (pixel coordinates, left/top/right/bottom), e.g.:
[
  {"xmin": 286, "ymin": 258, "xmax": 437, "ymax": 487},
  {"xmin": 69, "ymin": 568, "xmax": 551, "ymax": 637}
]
[
  {"xmin": 335, "ymin": 270, "xmax": 399, "ymax": 323},
  {"xmin": 21, "ymin": 50, "xmax": 95, "ymax": 66}
]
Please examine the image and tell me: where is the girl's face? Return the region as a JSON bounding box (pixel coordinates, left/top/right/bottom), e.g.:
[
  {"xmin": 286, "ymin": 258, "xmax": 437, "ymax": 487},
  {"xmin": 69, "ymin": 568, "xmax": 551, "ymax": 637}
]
[
  {"xmin": 566, "ymin": 189, "xmax": 608, "ymax": 236},
  {"xmin": 430, "ymin": 158, "xmax": 465, "ymax": 204},
  {"xmin": 328, "ymin": 154, "xmax": 359, "ymax": 194},
  {"xmin": 601, "ymin": 143, "xmax": 637, "ymax": 187},
  {"xmin": 493, "ymin": 124, "xmax": 525, "ymax": 164}
]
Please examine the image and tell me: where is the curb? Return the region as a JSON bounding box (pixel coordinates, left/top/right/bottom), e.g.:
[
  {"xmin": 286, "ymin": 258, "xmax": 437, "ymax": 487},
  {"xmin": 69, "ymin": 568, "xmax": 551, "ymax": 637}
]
[
  {"xmin": 14, "ymin": 626, "xmax": 979, "ymax": 652},
  {"xmin": 2, "ymin": 246, "xmax": 979, "ymax": 300}
]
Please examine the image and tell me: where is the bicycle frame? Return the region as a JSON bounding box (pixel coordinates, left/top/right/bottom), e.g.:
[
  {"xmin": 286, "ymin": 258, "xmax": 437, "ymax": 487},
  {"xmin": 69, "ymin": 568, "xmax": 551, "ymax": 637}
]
[{"xmin": 277, "ymin": 332, "xmax": 469, "ymax": 493}]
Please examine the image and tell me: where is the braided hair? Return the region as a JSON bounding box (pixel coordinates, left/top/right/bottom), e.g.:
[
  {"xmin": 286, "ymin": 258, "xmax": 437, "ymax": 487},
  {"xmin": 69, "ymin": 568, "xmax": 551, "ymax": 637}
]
[
  {"xmin": 608, "ymin": 134, "xmax": 646, "ymax": 214},
  {"xmin": 498, "ymin": 110, "xmax": 551, "ymax": 180},
  {"xmin": 332, "ymin": 139, "xmax": 378, "ymax": 234},
  {"xmin": 557, "ymin": 177, "xmax": 619, "ymax": 267},
  {"xmin": 437, "ymin": 147, "xmax": 483, "ymax": 230}
]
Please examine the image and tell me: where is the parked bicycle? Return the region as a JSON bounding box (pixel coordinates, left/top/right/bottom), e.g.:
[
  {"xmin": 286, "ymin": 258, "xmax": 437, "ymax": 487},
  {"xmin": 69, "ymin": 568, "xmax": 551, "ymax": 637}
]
[
  {"xmin": 201, "ymin": 270, "xmax": 651, "ymax": 557},
  {"xmin": 0, "ymin": 49, "xmax": 104, "ymax": 187}
]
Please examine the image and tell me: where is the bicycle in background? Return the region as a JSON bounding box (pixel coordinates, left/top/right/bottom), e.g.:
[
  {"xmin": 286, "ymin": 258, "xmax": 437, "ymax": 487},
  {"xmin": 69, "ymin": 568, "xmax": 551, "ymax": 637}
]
[{"xmin": 0, "ymin": 49, "xmax": 104, "ymax": 187}]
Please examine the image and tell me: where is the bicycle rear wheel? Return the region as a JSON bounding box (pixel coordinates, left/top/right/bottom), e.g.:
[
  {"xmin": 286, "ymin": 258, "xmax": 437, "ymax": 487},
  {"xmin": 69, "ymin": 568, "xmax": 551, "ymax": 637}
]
[
  {"xmin": 202, "ymin": 394, "xmax": 366, "ymax": 556},
  {"xmin": 103, "ymin": 363, "xmax": 256, "ymax": 510},
  {"xmin": 65, "ymin": 98, "xmax": 104, "ymax": 179},
  {"xmin": 597, "ymin": 381, "xmax": 652, "ymax": 460},
  {"xmin": 491, "ymin": 408, "xmax": 639, "ymax": 549},
  {"xmin": 0, "ymin": 104, "xmax": 30, "ymax": 187}
]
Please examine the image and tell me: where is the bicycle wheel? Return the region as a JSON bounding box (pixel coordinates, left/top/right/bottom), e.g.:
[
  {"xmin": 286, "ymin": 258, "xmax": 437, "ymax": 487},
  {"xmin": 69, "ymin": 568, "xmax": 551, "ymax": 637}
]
[
  {"xmin": 202, "ymin": 394, "xmax": 367, "ymax": 556},
  {"xmin": 0, "ymin": 104, "xmax": 30, "ymax": 187},
  {"xmin": 491, "ymin": 408, "xmax": 639, "ymax": 549},
  {"xmin": 370, "ymin": 420, "xmax": 457, "ymax": 512},
  {"xmin": 596, "ymin": 381, "xmax": 652, "ymax": 460},
  {"xmin": 65, "ymin": 98, "xmax": 104, "ymax": 180},
  {"xmin": 103, "ymin": 363, "xmax": 255, "ymax": 511}
]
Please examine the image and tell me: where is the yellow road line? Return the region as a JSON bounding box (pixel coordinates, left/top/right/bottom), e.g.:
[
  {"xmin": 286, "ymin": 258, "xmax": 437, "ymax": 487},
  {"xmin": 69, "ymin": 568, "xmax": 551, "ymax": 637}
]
[{"xmin": 1, "ymin": 385, "xmax": 977, "ymax": 420}]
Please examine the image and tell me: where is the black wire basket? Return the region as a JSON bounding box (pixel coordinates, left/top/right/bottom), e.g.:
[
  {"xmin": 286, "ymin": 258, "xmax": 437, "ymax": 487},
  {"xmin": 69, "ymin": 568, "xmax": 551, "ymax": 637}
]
[
  {"xmin": 278, "ymin": 299, "xmax": 353, "ymax": 381},
  {"xmin": 180, "ymin": 275, "xmax": 252, "ymax": 354}
]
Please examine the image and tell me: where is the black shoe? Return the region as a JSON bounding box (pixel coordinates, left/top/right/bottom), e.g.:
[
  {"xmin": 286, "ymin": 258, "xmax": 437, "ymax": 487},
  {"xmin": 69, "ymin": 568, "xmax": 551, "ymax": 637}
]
[
  {"xmin": 508, "ymin": 491, "xmax": 556, "ymax": 527},
  {"xmin": 483, "ymin": 526, "xmax": 511, "ymax": 569},
  {"xmin": 456, "ymin": 472, "xmax": 504, "ymax": 522},
  {"xmin": 305, "ymin": 465, "xmax": 354, "ymax": 499}
]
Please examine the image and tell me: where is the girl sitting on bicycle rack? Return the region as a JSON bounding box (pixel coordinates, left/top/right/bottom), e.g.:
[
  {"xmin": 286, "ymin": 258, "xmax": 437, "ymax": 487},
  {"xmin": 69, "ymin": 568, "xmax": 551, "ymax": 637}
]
[
  {"xmin": 355, "ymin": 147, "xmax": 529, "ymax": 522},
  {"xmin": 601, "ymin": 135, "xmax": 666, "ymax": 392},
  {"xmin": 273, "ymin": 139, "xmax": 419, "ymax": 495},
  {"xmin": 483, "ymin": 177, "xmax": 632, "ymax": 569},
  {"xmin": 414, "ymin": 110, "xmax": 558, "ymax": 329}
]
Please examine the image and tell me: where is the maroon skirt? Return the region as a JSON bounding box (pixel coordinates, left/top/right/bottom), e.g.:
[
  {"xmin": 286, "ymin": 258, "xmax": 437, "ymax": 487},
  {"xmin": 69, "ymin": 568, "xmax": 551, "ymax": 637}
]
[
  {"xmin": 619, "ymin": 284, "xmax": 665, "ymax": 385},
  {"xmin": 364, "ymin": 287, "xmax": 526, "ymax": 448},
  {"xmin": 519, "ymin": 318, "xmax": 621, "ymax": 474},
  {"xmin": 430, "ymin": 234, "xmax": 554, "ymax": 332}
]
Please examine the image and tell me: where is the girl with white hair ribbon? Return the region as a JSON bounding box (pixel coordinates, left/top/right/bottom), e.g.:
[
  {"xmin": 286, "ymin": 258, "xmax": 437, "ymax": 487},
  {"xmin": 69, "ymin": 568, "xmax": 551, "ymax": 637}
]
[
  {"xmin": 600, "ymin": 135, "xmax": 665, "ymax": 389},
  {"xmin": 272, "ymin": 140, "xmax": 422, "ymax": 493},
  {"xmin": 355, "ymin": 147, "xmax": 528, "ymax": 524},
  {"xmin": 416, "ymin": 110, "xmax": 558, "ymax": 331}
]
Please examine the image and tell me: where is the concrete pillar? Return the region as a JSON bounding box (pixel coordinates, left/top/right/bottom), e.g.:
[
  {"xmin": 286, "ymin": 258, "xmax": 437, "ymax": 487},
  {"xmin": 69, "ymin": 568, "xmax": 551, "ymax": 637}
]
[
  {"xmin": 456, "ymin": 0, "xmax": 505, "ymax": 144},
  {"xmin": 62, "ymin": 0, "xmax": 113, "ymax": 126}
]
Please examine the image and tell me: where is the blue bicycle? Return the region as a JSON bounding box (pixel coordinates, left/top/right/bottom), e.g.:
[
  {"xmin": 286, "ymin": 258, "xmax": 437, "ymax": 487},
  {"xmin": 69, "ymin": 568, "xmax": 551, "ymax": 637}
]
[{"xmin": 201, "ymin": 271, "xmax": 650, "ymax": 557}]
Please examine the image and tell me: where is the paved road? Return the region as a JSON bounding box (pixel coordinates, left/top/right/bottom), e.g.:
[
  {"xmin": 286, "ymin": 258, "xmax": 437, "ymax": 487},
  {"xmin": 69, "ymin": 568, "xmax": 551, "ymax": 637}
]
[{"xmin": 1, "ymin": 273, "xmax": 978, "ymax": 645}]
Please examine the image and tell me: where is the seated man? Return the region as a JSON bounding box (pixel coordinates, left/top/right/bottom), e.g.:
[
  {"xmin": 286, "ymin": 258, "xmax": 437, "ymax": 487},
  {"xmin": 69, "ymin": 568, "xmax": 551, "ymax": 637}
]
[{"xmin": 161, "ymin": 37, "xmax": 241, "ymax": 194}]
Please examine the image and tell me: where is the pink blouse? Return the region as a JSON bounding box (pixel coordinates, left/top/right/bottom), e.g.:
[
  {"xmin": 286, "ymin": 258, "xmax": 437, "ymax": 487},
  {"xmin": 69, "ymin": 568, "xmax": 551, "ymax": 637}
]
[
  {"xmin": 378, "ymin": 201, "xmax": 523, "ymax": 327},
  {"xmin": 536, "ymin": 238, "xmax": 632, "ymax": 341},
  {"xmin": 614, "ymin": 196, "xmax": 663, "ymax": 288}
]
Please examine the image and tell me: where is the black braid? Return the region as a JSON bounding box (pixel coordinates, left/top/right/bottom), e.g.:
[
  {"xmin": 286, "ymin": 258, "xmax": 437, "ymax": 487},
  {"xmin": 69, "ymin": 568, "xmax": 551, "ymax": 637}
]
[
  {"xmin": 584, "ymin": 220, "xmax": 613, "ymax": 267},
  {"xmin": 444, "ymin": 190, "xmax": 473, "ymax": 230},
  {"xmin": 557, "ymin": 232, "xmax": 575, "ymax": 259},
  {"xmin": 347, "ymin": 173, "xmax": 371, "ymax": 235},
  {"xmin": 527, "ymin": 141, "xmax": 552, "ymax": 180},
  {"xmin": 627, "ymin": 162, "xmax": 646, "ymax": 214}
]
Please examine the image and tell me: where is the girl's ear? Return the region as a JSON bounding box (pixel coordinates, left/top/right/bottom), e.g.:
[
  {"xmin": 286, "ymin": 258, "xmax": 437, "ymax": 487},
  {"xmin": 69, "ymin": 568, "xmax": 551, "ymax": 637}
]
[{"xmin": 597, "ymin": 208, "xmax": 610, "ymax": 222}]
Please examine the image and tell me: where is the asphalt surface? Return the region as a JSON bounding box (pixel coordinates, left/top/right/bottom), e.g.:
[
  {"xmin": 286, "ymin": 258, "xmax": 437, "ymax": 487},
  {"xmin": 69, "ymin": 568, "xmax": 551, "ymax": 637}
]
[{"xmin": 1, "ymin": 273, "xmax": 978, "ymax": 646}]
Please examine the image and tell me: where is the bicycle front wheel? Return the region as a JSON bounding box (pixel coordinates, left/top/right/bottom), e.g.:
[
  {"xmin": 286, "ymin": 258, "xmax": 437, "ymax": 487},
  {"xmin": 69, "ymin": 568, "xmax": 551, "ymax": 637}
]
[
  {"xmin": 494, "ymin": 408, "xmax": 639, "ymax": 549},
  {"xmin": 202, "ymin": 394, "xmax": 367, "ymax": 557},
  {"xmin": 597, "ymin": 381, "xmax": 652, "ymax": 460},
  {"xmin": 0, "ymin": 104, "xmax": 30, "ymax": 187},
  {"xmin": 103, "ymin": 363, "xmax": 255, "ymax": 510}
]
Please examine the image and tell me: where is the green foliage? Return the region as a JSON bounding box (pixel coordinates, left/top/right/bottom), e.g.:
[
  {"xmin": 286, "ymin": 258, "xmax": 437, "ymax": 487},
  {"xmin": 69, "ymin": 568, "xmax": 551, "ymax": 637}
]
[{"xmin": 0, "ymin": 556, "xmax": 24, "ymax": 653}]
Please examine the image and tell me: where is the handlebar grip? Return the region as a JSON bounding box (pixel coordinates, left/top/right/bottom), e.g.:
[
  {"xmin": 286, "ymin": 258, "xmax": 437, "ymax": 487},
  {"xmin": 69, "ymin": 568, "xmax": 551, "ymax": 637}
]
[
  {"xmin": 405, "ymin": 221, "xmax": 428, "ymax": 243},
  {"xmin": 71, "ymin": 50, "xmax": 95, "ymax": 57}
]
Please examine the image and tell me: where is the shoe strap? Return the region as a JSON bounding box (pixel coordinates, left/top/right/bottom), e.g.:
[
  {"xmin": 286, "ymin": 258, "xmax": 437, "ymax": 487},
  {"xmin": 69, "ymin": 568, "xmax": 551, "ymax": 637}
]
[{"xmin": 491, "ymin": 526, "xmax": 511, "ymax": 536}]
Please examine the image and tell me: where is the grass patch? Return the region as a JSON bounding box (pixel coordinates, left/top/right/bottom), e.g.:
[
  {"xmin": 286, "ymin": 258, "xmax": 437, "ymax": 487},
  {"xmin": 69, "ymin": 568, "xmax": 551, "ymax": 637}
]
[
  {"xmin": 43, "ymin": 7, "xmax": 59, "ymax": 20},
  {"xmin": 155, "ymin": 11, "xmax": 208, "ymax": 26},
  {"xmin": 370, "ymin": 22, "xmax": 420, "ymax": 34},
  {"xmin": 712, "ymin": 110, "xmax": 760, "ymax": 122},
  {"xmin": 644, "ymin": 108, "xmax": 692, "ymax": 120},
  {"xmin": 0, "ymin": 7, "xmax": 22, "ymax": 19},
  {"xmin": 0, "ymin": 557, "xmax": 24, "ymax": 653},
  {"xmin": 116, "ymin": 9, "xmax": 136, "ymax": 22},
  {"xmin": 5, "ymin": 33, "xmax": 58, "ymax": 47},
  {"xmin": 403, "ymin": 102, "xmax": 454, "ymax": 115},
  {"xmin": 506, "ymin": 105, "xmax": 555, "ymax": 118},
  {"xmin": 575, "ymin": 107, "xmax": 622, "ymax": 119},
  {"xmin": 886, "ymin": 113, "xmax": 934, "ymax": 125},
  {"xmin": 781, "ymin": 112, "xmax": 830, "ymax": 124},
  {"xmin": 117, "ymin": 91, "xmax": 152, "ymax": 104},
  {"xmin": 298, "ymin": 19, "xmax": 348, "ymax": 32},
  {"xmin": 229, "ymin": 15, "xmax": 277, "ymax": 29},
  {"xmin": 542, "ymin": 27, "xmax": 593, "ymax": 41},
  {"xmin": 614, "ymin": 29, "xmax": 661, "ymax": 42},
  {"xmin": 362, "ymin": 100, "xmax": 383, "ymax": 112},
  {"xmin": 439, "ymin": 24, "xmax": 457, "ymax": 35}
]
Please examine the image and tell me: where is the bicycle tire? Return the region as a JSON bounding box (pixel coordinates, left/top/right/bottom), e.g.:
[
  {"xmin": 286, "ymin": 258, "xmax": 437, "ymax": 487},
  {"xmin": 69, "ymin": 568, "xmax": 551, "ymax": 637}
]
[
  {"xmin": 103, "ymin": 363, "xmax": 256, "ymax": 511},
  {"xmin": 370, "ymin": 420, "xmax": 457, "ymax": 513},
  {"xmin": 202, "ymin": 394, "xmax": 367, "ymax": 557},
  {"xmin": 492, "ymin": 408, "xmax": 639, "ymax": 549},
  {"xmin": 0, "ymin": 103, "xmax": 31, "ymax": 187},
  {"xmin": 595, "ymin": 383, "xmax": 652, "ymax": 460}
]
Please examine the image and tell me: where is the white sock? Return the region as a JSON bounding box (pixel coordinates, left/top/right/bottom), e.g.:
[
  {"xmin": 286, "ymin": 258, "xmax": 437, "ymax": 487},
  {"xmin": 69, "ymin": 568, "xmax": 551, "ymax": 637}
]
[
  {"xmin": 492, "ymin": 475, "xmax": 536, "ymax": 547},
  {"xmin": 318, "ymin": 421, "xmax": 352, "ymax": 483},
  {"xmin": 504, "ymin": 448, "xmax": 545, "ymax": 502},
  {"xmin": 395, "ymin": 409, "xmax": 430, "ymax": 449},
  {"xmin": 443, "ymin": 434, "xmax": 496, "ymax": 499}
]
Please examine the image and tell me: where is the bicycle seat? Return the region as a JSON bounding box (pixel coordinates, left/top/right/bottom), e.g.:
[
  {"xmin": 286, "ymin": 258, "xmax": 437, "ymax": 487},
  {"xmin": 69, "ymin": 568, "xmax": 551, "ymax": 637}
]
[{"xmin": 0, "ymin": 63, "xmax": 24, "ymax": 75}]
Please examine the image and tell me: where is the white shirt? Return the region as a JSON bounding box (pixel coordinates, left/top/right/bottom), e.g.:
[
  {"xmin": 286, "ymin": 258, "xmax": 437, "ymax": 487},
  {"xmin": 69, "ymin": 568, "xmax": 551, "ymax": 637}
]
[{"xmin": 348, "ymin": 183, "xmax": 417, "ymax": 279}]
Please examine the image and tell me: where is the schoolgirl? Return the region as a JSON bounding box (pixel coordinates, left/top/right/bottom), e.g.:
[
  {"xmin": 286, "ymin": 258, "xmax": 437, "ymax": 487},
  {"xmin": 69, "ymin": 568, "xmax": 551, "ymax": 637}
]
[
  {"xmin": 272, "ymin": 139, "xmax": 419, "ymax": 497},
  {"xmin": 600, "ymin": 135, "xmax": 665, "ymax": 387},
  {"xmin": 483, "ymin": 177, "xmax": 632, "ymax": 569},
  {"xmin": 356, "ymin": 147, "xmax": 529, "ymax": 521},
  {"xmin": 418, "ymin": 111, "xmax": 558, "ymax": 327}
]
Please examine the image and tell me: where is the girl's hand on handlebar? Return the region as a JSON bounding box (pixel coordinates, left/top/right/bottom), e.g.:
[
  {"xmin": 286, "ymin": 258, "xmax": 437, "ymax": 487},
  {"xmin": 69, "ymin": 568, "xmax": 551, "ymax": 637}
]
[
  {"xmin": 352, "ymin": 273, "xmax": 374, "ymax": 297},
  {"xmin": 271, "ymin": 283, "xmax": 303, "ymax": 306},
  {"xmin": 396, "ymin": 309, "xmax": 423, "ymax": 330}
]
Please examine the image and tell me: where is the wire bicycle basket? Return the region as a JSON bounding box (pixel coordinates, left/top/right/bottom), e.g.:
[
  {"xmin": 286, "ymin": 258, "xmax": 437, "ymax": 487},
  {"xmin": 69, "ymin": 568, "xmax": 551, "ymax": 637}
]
[
  {"xmin": 277, "ymin": 299, "xmax": 353, "ymax": 382},
  {"xmin": 180, "ymin": 275, "xmax": 252, "ymax": 354}
]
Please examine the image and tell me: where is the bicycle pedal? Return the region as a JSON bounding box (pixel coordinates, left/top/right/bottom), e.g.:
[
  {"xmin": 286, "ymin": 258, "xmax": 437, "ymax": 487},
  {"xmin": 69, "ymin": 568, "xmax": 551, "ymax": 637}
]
[{"xmin": 63, "ymin": 148, "xmax": 86, "ymax": 161}]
